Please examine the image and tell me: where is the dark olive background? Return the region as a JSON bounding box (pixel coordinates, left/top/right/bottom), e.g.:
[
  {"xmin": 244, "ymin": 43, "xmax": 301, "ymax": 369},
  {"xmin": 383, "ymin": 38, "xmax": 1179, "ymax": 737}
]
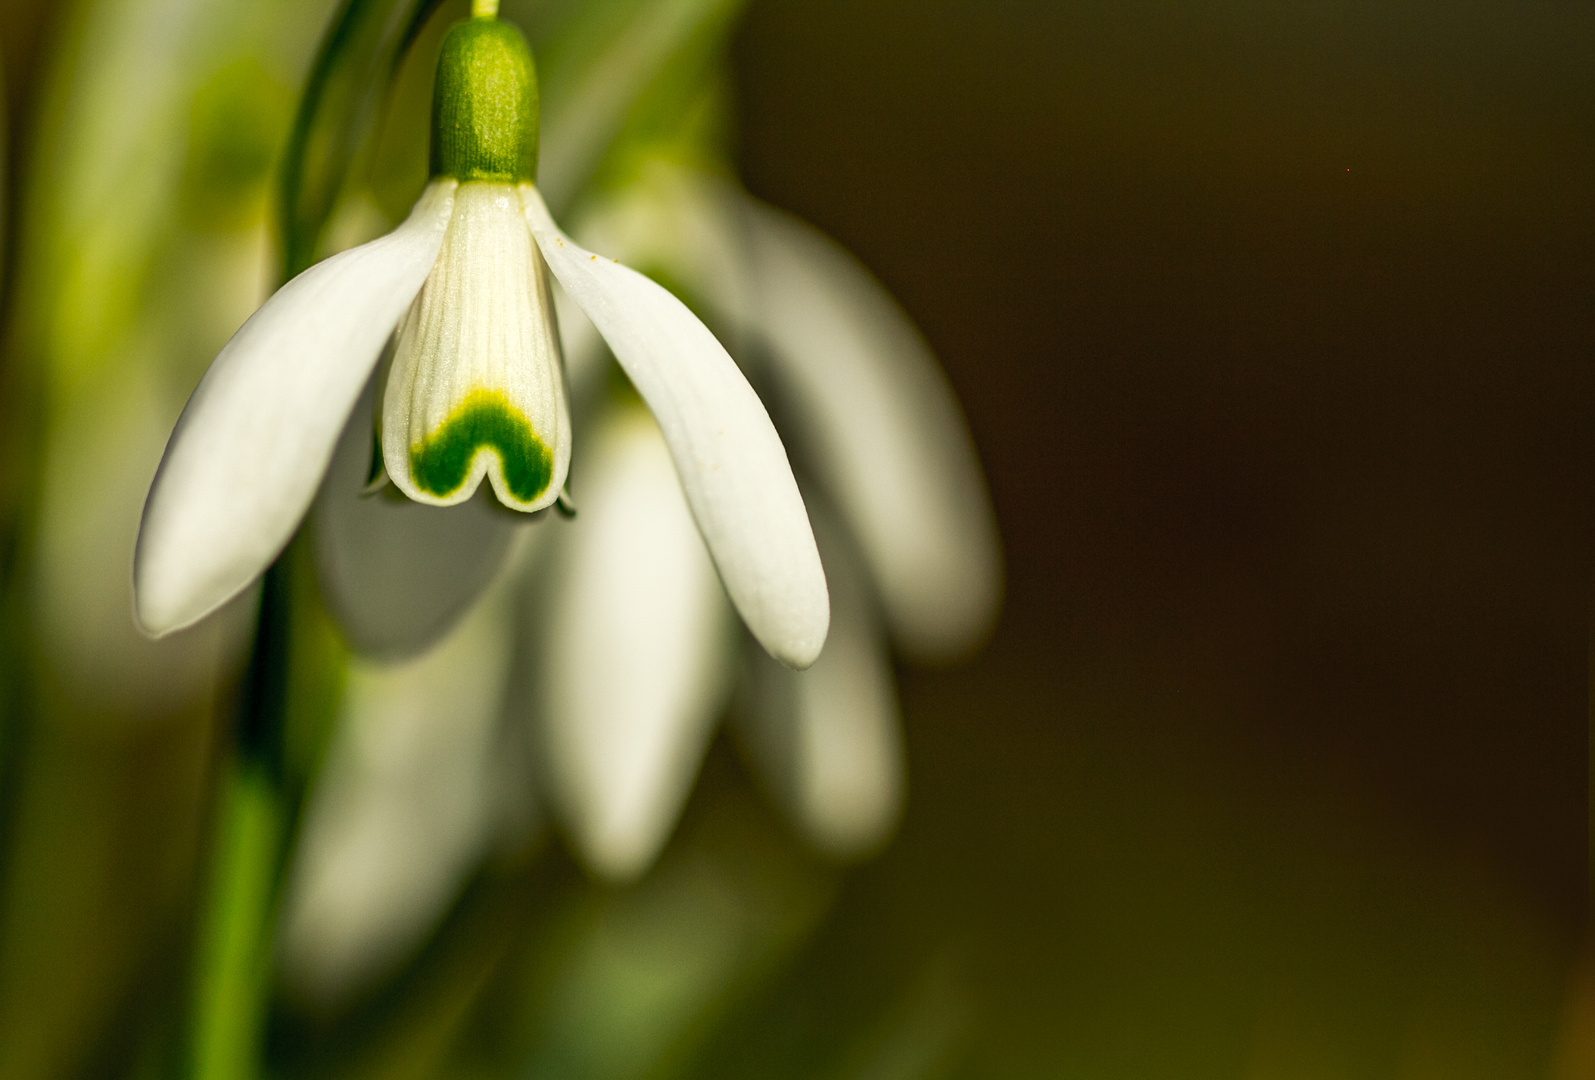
[{"xmin": 722, "ymin": 0, "xmax": 1591, "ymax": 1073}]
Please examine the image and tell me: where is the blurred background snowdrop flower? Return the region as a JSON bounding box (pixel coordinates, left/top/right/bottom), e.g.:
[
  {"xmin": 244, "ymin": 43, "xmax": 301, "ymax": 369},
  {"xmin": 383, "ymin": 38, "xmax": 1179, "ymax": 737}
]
[
  {"xmin": 277, "ymin": 552, "xmax": 536, "ymax": 1010},
  {"xmin": 272, "ymin": 0, "xmax": 993, "ymax": 1023},
  {"xmin": 532, "ymin": 401, "xmax": 738, "ymax": 880},
  {"xmin": 279, "ymin": 137, "xmax": 999, "ymax": 1006},
  {"xmin": 523, "ymin": 152, "xmax": 1001, "ymax": 877}
]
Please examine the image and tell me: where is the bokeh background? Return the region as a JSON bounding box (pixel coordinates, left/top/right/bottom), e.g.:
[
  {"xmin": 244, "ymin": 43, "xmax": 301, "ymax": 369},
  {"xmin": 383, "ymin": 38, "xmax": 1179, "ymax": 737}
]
[
  {"xmin": 726, "ymin": 2, "xmax": 1591, "ymax": 1074},
  {"xmin": 0, "ymin": 0, "xmax": 1589, "ymax": 1077}
]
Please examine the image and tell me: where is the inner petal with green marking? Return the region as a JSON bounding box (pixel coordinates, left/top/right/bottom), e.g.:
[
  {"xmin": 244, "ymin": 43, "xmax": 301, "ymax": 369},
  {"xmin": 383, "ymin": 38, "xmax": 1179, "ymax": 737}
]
[
  {"xmin": 409, "ymin": 388, "xmax": 552, "ymax": 505},
  {"xmin": 382, "ymin": 180, "xmax": 569, "ymax": 512}
]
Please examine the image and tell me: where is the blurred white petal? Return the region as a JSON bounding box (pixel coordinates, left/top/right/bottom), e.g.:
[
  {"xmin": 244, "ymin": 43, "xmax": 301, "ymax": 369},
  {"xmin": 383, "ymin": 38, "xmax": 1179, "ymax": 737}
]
[
  {"xmin": 534, "ymin": 0, "xmax": 743, "ymax": 212},
  {"xmin": 135, "ymin": 180, "xmax": 457, "ymax": 636},
  {"xmin": 312, "ymin": 377, "xmax": 519, "ymax": 660},
  {"xmin": 538, "ymin": 407, "xmax": 734, "ymax": 882},
  {"xmin": 382, "ymin": 183, "xmax": 569, "ymax": 512},
  {"xmin": 570, "ymin": 161, "xmax": 756, "ymax": 344},
  {"xmin": 524, "ymin": 184, "xmax": 828, "ymax": 669},
  {"xmin": 278, "ymin": 581, "xmax": 519, "ymax": 1011},
  {"xmin": 738, "ymin": 510, "xmax": 904, "ymax": 859},
  {"xmin": 745, "ymin": 198, "xmax": 1002, "ymax": 661},
  {"xmin": 552, "ymin": 277, "xmax": 606, "ymax": 402}
]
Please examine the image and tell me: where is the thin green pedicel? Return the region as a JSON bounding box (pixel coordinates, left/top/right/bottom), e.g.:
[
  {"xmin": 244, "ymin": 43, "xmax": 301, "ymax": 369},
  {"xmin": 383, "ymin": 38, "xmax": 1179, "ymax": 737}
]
[{"xmin": 410, "ymin": 390, "xmax": 552, "ymax": 504}]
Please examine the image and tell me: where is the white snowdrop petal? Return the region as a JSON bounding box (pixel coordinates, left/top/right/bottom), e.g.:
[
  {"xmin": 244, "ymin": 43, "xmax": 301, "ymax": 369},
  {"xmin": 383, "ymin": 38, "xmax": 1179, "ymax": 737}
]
[
  {"xmin": 384, "ymin": 182, "xmax": 569, "ymax": 513},
  {"xmin": 134, "ymin": 180, "xmax": 458, "ymax": 637},
  {"xmin": 552, "ymin": 276, "xmax": 606, "ymax": 403},
  {"xmin": 312, "ymin": 378, "xmax": 518, "ymax": 660},
  {"xmin": 540, "ymin": 408, "xmax": 734, "ymax": 882},
  {"xmin": 738, "ymin": 511, "xmax": 904, "ymax": 859},
  {"xmin": 744, "ymin": 199, "xmax": 1002, "ymax": 661},
  {"xmin": 278, "ymin": 584, "xmax": 518, "ymax": 1011},
  {"xmin": 569, "ymin": 162, "xmax": 756, "ymax": 347},
  {"xmin": 523, "ymin": 184, "xmax": 828, "ymax": 669}
]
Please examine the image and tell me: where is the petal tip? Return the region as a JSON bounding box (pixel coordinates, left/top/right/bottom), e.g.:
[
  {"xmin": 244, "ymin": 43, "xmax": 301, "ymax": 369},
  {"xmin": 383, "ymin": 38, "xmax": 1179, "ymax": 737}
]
[
  {"xmin": 131, "ymin": 582, "xmax": 201, "ymax": 640},
  {"xmin": 131, "ymin": 605, "xmax": 174, "ymax": 641},
  {"xmin": 132, "ymin": 522, "xmax": 255, "ymax": 640},
  {"xmin": 578, "ymin": 831, "xmax": 657, "ymax": 884},
  {"xmin": 131, "ymin": 544, "xmax": 185, "ymax": 640},
  {"xmin": 767, "ymin": 608, "xmax": 829, "ymax": 671}
]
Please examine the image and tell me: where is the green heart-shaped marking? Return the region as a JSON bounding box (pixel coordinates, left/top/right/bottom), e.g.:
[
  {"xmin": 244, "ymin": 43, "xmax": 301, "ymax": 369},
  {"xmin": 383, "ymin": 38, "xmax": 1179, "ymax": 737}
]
[{"xmin": 410, "ymin": 389, "xmax": 552, "ymax": 504}]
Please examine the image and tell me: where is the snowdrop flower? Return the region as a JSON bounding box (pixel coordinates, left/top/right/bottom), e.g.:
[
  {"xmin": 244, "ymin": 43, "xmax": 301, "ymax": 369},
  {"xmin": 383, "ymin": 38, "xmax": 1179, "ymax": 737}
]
[
  {"xmin": 528, "ymin": 157, "xmax": 1000, "ymax": 878},
  {"xmin": 275, "ymin": 151, "xmax": 999, "ymax": 1001},
  {"xmin": 571, "ymin": 160, "xmax": 999, "ymax": 659},
  {"xmin": 278, "ymin": 377, "xmax": 550, "ymax": 1011},
  {"xmin": 134, "ymin": 5, "xmax": 827, "ymax": 671},
  {"xmin": 278, "ymin": 557, "xmax": 534, "ymax": 1009},
  {"xmin": 533, "ymin": 403, "xmax": 737, "ymax": 878}
]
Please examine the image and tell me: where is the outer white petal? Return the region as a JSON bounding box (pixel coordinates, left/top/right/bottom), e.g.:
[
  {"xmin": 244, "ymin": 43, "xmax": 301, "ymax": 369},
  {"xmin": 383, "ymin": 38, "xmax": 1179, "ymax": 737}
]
[
  {"xmin": 522, "ymin": 184, "xmax": 828, "ymax": 669},
  {"xmin": 277, "ymin": 581, "xmax": 518, "ymax": 1012},
  {"xmin": 537, "ymin": 407, "xmax": 734, "ymax": 882},
  {"xmin": 737, "ymin": 510, "xmax": 904, "ymax": 859},
  {"xmin": 312, "ymin": 377, "xmax": 518, "ymax": 660},
  {"xmin": 134, "ymin": 180, "xmax": 458, "ymax": 636},
  {"xmin": 743, "ymin": 199, "xmax": 1001, "ymax": 661},
  {"xmin": 569, "ymin": 161, "xmax": 756, "ymax": 349}
]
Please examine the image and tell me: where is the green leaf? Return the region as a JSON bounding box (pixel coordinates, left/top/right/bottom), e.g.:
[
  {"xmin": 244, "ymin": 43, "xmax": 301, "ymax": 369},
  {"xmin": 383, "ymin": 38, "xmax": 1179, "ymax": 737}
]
[
  {"xmin": 280, "ymin": 0, "xmax": 444, "ymax": 278},
  {"xmin": 508, "ymin": 0, "xmax": 749, "ymax": 213}
]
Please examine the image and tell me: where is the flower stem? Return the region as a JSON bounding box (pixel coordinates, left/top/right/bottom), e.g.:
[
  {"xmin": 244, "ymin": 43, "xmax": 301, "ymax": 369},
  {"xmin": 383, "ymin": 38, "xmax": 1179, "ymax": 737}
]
[
  {"xmin": 188, "ymin": 765, "xmax": 284, "ymax": 1080},
  {"xmin": 185, "ymin": 558, "xmax": 295, "ymax": 1080}
]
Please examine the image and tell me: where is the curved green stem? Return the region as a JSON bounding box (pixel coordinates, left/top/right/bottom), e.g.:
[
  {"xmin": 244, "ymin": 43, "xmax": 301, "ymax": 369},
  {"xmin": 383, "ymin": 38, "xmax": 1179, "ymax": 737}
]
[
  {"xmin": 185, "ymin": 557, "xmax": 294, "ymax": 1080},
  {"xmin": 182, "ymin": 0, "xmax": 438, "ymax": 1068},
  {"xmin": 188, "ymin": 764, "xmax": 284, "ymax": 1080},
  {"xmin": 279, "ymin": 0, "xmax": 443, "ymax": 277}
]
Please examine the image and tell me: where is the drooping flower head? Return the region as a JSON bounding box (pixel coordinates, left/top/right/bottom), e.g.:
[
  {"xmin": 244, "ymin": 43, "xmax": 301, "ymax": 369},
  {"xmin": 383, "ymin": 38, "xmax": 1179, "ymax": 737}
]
[
  {"xmin": 274, "ymin": 6, "xmax": 1003, "ymax": 1002},
  {"xmin": 134, "ymin": 3, "xmax": 828, "ymax": 670},
  {"xmin": 382, "ymin": 14, "xmax": 568, "ymax": 513}
]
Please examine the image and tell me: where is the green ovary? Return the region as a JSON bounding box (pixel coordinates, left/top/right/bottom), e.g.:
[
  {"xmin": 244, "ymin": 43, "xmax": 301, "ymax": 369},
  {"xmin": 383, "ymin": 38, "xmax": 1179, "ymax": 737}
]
[{"xmin": 409, "ymin": 389, "xmax": 552, "ymax": 505}]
